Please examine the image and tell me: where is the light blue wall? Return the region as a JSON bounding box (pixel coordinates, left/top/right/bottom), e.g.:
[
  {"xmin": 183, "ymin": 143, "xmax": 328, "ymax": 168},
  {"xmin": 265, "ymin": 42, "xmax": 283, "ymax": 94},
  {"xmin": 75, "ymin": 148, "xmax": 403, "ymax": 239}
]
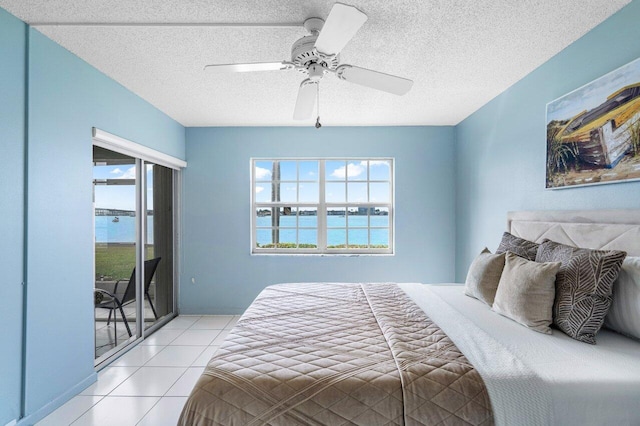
[
  {"xmin": 0, "ymin": 10, "xmax": 186, "ymax": 422},
  {"xmin": 455, "ymin": 0, "xmax": 640, "ymax": 281},
  {"xmin": 182, "ymin": 126, "xmax": 456, "ymax": 313},
  {"xmin": 0, "ymin": 8, "xmax": 26, "ymax": 425},
  {"xmin": 23, "ymin": 29, "xmax": 185, "ymax": 420}
]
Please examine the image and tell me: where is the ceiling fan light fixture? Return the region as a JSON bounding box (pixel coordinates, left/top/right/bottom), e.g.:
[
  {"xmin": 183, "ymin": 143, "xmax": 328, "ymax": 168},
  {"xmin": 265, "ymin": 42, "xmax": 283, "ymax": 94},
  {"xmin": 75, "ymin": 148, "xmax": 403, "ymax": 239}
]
[{"xmin": 308, "ymin": 63, "xmax": 326, "ymax": 82}]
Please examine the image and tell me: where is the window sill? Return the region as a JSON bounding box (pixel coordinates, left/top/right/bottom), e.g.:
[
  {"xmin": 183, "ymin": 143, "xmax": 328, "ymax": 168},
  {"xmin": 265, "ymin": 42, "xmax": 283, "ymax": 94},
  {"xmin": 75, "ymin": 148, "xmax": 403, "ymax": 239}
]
[{"xmin": 250, "ymin": 252, "xmax": 395, "ymax": 257}]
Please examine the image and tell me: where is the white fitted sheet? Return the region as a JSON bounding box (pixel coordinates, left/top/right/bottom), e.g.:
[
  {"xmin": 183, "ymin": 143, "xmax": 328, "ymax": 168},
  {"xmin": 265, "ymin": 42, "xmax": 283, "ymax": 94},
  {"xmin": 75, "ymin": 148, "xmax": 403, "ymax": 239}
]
[{"xmin": 400, "ymin": 283, "xmax": 640, "ymax": 426}]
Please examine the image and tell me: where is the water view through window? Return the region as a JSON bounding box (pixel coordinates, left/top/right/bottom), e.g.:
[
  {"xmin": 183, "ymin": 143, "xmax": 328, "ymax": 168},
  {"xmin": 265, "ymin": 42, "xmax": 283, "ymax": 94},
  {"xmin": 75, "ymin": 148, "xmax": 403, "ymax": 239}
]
[{"xmin": 252, "ymin": 158, "xmax": 394, "ymax": 253}]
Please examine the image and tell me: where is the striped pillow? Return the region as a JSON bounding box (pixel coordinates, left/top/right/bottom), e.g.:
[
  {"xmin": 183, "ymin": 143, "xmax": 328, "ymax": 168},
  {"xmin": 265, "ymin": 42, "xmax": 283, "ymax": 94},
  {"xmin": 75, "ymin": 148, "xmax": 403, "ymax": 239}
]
[
  {"xmin": 605, "ymin": 257, "xmax": 640, "ymax": 341},
  {"xmin": 536, "ymin": 240, "xmax": 626, "ymax": 344}
]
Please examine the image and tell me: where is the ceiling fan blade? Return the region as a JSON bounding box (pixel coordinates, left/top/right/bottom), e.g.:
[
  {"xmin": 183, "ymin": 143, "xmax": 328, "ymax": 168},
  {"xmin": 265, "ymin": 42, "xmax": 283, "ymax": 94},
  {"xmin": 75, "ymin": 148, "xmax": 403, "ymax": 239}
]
[
  {"xmin": 336, "ymin": 65, "xmax": 413, "ymax": 95},
  {"xmin": 293, "ymin": 80, "xmax": 318, "ymax": 120},
  {"xmin": 314, "ymin": 3, "xmax": 367, "ymax": 56},
  {"xmin": 203, "ymin": 62, "xmax": 290, "ymax": 73}
]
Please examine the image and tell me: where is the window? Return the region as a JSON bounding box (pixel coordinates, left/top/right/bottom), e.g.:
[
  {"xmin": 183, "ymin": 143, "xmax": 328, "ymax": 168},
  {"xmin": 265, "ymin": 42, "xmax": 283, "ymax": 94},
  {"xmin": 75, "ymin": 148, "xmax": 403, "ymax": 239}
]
[{"xmin": 252, "ymin": 158, "xmax": 394, "ymax": 254}]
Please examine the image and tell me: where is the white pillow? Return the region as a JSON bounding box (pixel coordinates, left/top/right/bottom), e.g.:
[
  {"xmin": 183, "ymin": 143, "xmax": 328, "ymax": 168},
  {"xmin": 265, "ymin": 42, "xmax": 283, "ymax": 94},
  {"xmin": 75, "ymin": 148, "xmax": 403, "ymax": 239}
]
[{"xmin": 604, "ymin": 256, "xmax": 640, "ymax": 340}]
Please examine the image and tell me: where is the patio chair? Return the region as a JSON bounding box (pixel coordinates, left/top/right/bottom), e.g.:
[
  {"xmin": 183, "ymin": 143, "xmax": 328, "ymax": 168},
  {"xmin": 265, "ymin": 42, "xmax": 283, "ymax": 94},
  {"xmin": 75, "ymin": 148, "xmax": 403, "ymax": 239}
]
[{"xmin": 95, "ymin": 257, "xmax": 162, "ymax": 338}]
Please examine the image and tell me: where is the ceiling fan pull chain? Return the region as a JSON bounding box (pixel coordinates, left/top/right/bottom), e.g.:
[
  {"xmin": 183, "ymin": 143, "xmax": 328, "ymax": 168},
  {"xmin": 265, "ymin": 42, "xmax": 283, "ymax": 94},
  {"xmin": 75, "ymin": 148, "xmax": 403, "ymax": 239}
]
[{"xmin": 315, "ymin": 83, "xmax": 322, "ymax": 129}]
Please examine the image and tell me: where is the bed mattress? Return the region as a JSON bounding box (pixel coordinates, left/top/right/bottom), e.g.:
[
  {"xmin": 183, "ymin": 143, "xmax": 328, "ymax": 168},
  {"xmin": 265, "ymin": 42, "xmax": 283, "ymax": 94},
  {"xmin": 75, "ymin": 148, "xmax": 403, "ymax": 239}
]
[
  {"xmin": 400, "ymin": 283, "xmax": 640, "ymax": 426},
  {"xmin": 179, "ymin": 283, "xmax": 493, "ymax": 425}
]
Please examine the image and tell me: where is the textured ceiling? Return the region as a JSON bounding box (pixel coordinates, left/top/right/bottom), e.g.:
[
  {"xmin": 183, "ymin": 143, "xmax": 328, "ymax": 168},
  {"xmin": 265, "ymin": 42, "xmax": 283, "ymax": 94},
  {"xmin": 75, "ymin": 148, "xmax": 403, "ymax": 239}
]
[{"xmin": 0, "ymin": 0, "xmax": 630, "ymax": 126}]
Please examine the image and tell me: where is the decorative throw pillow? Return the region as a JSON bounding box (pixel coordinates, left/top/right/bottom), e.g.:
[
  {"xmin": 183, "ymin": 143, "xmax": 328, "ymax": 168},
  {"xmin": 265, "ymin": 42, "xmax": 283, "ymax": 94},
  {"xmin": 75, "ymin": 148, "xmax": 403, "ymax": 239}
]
[
  {"xmin": 495, "ymin": 232, "xmax": 539, "ymax": 261},
  {"xmin": 536, "ymin": 240, "xmax": 627, "ymax": 344},
  {"xmin": 492, "ymin": 252, "xmax": 561, "ymax": 334},
  {"xmin": 464, "ymin": 248, "xmax": 506, "ymax": 306},
  {"xmin": 604, "ymin": 257, "xmax": 640, "ymax": 341}
]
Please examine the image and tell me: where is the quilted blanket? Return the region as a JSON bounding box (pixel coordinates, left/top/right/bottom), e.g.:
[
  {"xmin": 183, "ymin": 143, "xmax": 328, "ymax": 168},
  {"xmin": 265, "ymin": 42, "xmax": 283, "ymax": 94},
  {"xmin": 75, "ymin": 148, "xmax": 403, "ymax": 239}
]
[{"xmin": 179, "ymin": 283, "xmax": 493, "ymax": 425}]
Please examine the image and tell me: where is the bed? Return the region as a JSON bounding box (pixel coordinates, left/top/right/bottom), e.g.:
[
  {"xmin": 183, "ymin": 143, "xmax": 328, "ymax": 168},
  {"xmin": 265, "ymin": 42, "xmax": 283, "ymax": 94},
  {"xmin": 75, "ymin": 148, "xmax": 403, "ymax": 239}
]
[{"xmin": 179, "ymin": 210, "xmax": 640, "ymax": 425}]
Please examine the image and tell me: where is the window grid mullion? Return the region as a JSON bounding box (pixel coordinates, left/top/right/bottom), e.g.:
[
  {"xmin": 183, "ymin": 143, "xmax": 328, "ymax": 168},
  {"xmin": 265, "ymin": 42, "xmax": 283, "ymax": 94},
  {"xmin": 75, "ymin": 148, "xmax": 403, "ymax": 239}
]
[
  {"xmin": 252, "ymin": 158, "xmax": 392, "ymax": 254},
  {"xmin": 368, "ymin": 161, "xmax": 372, "ymax": 249},
  {"xmin": 251, "ymin": 160, "xmax": 257, "ymax": 250},
  {"xmin": 318, "ymin": 160, "xmax": 327, "ymax": 250}
]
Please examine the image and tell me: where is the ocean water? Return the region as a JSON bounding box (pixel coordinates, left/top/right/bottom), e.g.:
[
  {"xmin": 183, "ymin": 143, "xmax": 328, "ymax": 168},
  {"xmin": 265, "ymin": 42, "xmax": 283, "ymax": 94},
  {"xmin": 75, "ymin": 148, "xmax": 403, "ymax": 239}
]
[
  {"xmin": 95, "ymin": 215, "xmax": 389, "ymax": 246},
  {"xmin": 95, "ymin": 215, "xmax": 154, "ymax": 243},
  {"xmin": 256, "ymin": 215, "xmax": 389, "ymax": 247}
]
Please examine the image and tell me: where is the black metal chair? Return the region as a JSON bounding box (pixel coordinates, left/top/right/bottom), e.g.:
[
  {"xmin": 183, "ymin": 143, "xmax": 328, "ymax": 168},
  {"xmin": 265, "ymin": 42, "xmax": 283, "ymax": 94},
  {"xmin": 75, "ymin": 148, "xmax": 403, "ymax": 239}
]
[{"xmin": 95, "ymin": 257, "xmax": 162, "ymax": 338}]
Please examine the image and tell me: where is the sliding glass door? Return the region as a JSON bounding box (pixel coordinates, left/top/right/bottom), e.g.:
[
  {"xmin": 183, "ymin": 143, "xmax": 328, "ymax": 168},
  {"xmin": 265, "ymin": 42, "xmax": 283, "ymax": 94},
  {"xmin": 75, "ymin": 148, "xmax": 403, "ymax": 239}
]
[
  {"xmin": 93, "ymin": 146, "xmax": 177, "ymax": 364},
  {"xmin": 144, "ymin": 161, "xmax": 175, "ymax": 331},
  {"xmin": 93, "ymin": 147, "xmax": 139, "ymax": 359}
]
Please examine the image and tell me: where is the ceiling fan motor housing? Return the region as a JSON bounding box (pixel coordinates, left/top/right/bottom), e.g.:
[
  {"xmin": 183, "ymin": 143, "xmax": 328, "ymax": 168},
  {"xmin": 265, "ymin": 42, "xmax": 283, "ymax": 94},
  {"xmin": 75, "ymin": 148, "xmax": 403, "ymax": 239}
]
[{"xmin": 291, "ymin": 18, "xmax": 340, "ymax": 72}]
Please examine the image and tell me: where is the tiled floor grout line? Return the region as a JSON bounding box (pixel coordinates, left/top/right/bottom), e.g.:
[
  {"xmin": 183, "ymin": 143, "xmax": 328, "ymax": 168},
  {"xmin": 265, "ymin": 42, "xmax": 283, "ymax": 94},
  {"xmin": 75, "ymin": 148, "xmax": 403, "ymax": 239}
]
[
  {"xmin": 103, "ymin": 364, "xmax": 144, "ymax": 398},
  {"xmin": 67, "ymin": 395, "xmax": 105, "ymax": 426}
]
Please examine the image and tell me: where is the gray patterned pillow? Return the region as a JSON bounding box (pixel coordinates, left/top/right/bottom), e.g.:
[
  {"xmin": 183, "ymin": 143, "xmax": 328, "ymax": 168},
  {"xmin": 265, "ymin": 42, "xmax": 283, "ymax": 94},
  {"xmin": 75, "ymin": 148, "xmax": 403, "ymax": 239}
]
[
  {"xmin": 496, "ymin": 232, "xmax": 539, "ymax": 261},
  {"xmin": 536, "ymin": 240, "xmax": 627, "ymax": 344}
]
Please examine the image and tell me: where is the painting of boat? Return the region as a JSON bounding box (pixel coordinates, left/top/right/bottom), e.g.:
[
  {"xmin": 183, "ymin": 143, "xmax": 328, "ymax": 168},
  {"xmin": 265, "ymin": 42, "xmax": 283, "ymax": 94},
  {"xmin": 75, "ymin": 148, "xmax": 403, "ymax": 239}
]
[
  {"xmin": 558, "ymin": 84, "xmax": 640, "ymax": 167},
  {"xmin": 546, "ymin": 57, "xmax": 640, "ymax": 189}
]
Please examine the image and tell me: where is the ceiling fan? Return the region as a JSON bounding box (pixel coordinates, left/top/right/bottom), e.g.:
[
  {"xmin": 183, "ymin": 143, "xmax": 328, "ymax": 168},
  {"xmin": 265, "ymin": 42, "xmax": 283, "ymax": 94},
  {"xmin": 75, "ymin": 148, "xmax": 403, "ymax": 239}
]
[{"xmin": 203, "ymin": 3, "xmax": 413, "ymax": 123}]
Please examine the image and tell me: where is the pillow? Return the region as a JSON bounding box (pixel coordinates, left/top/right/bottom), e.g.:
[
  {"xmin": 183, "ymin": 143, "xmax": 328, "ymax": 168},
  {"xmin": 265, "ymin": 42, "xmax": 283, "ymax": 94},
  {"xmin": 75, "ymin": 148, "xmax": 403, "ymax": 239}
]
[
  {"xmin": 536, "ymin": 240, "xmax": 627, "ymax": 344},
  {"xmin": 604, "ymin": 256, "xmax": 640, "ymax": 341},
  {"xmin": 495, "ymin": 232, "xmax": 539, "ymax": 261},
  {"xmin": 492, "ymin": 252, "xmax": 561, "ymax": 334},
  {"xmin": 464, "ymin": 248, "xmax": 506, "ymax": 306}
]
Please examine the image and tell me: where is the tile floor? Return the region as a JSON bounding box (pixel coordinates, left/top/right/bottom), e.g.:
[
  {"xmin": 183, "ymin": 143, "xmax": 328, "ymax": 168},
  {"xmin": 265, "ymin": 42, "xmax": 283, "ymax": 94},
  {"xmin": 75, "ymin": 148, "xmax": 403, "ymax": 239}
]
[{"xmin": 37, "ymin": 315, "xmax": 239, "ymax": 426}]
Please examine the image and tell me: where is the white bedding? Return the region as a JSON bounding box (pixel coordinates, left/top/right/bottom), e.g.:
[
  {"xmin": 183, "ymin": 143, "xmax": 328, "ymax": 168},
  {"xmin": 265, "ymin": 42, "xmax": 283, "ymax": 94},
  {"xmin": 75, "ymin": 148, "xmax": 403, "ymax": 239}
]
[{"xmin": 400, "ymin": 283, "xmax": 640, "ymax": 426}]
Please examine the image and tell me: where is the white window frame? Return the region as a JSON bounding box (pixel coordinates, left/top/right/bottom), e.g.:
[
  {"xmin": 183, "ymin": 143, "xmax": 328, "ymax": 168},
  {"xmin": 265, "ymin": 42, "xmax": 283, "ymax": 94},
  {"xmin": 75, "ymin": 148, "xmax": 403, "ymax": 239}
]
[{"xmin": 251, "ymin": 158, "xmax": 394, "ymax": 255}]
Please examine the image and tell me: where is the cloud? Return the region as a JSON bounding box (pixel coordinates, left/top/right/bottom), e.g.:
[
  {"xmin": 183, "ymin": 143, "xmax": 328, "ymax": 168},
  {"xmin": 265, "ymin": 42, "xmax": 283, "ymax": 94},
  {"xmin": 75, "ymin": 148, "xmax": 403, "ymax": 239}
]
[
  {"xmin": 110, "ymin": 168, "xmax": 123, "ymax": 174},
  {"xmin": 255, "ymin": 186, "xmax": 265, "ymax": 194},
  {"xmin": 121, "ymin": 166, "xmax": 136, "ymax": 179},
  {"xmin": 112, "ymin": 166, "xmax": 136, "ymax": 179},
  {"xmin": 331, "ymin": 163, "xmax": 365, "ymax": 178},
  {"xmin": 331, "ymin": 161, "xmax": 389, "ymax": 178},
  {"xmin": 366, "ymin": 160, "xmax": 388, "ymax": 167},
  {"xmin": 255, "ymin": 167, "xmax": 272, "ymax": 179}
]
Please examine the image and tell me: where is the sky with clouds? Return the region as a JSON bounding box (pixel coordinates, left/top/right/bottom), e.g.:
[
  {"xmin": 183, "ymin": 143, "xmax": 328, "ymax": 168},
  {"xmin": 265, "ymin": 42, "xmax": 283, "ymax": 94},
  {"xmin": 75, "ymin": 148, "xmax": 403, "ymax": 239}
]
[
  {"xmin": 93, "ymin": 164, "xmax": 153, "ymax": 211},
  {"xmin": 254, "ymin": 160, "xmax": 391, "ymax": 204},
  {"xmin": 95, "ymin": 160, "xmax": 392, "ymax": 212},
  {"xmin": 547, "ymin": 57, "xmax": 640, "ymax": 123}
]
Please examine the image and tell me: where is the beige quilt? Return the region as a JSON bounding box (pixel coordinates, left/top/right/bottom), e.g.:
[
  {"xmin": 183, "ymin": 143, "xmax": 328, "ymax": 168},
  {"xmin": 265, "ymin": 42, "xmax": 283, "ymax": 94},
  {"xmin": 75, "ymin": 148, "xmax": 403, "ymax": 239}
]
[{"xmin": 179, "ymin": 283, "xmax": 493, "ymax": 425}]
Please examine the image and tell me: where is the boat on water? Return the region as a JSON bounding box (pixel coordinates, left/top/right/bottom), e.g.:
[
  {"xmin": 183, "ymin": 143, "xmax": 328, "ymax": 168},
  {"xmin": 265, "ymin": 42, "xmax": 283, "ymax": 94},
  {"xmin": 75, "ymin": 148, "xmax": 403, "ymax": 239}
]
[
  {"xmin": 556, "ymin": 83, "xmax": 640, "ymax": 168},
  {"xmin": 112, "ymin": 216, "xmax": 119, "ymax": 223}
]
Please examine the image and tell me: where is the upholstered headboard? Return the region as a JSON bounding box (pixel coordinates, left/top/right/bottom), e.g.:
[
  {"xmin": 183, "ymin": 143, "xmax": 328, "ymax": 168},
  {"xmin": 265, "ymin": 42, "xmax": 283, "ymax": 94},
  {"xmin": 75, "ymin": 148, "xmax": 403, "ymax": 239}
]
[{"xmin": 507, "ymin": 210, "xmax": 640, "ymax": 257}]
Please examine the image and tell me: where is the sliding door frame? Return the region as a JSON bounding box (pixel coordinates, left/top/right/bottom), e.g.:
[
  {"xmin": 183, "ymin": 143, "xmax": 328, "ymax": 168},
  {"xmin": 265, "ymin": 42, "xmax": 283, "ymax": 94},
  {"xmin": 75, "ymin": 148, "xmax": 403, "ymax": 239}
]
[
  {"xmin": 92, "ymin": 128, "xmax": 186, "ymax": 368},
  {"xmin": 135, "ymin": 158, "xmax": 146, "ymax": 345}
]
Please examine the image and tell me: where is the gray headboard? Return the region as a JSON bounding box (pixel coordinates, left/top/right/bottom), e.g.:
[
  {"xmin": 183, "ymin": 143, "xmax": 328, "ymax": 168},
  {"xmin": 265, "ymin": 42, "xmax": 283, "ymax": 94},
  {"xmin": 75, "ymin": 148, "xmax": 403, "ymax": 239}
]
[{"xmin": 507, "ymin": 210, "xmax": 640, "ymax": 257}]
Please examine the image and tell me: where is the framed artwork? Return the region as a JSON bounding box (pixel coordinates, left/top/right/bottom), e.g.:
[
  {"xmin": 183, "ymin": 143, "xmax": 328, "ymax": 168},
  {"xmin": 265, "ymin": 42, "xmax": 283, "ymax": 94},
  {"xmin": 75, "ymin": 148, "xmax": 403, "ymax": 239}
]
[{"xmin": 546, "ymin": 57, "xmax": 640, "ymax": 189}]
